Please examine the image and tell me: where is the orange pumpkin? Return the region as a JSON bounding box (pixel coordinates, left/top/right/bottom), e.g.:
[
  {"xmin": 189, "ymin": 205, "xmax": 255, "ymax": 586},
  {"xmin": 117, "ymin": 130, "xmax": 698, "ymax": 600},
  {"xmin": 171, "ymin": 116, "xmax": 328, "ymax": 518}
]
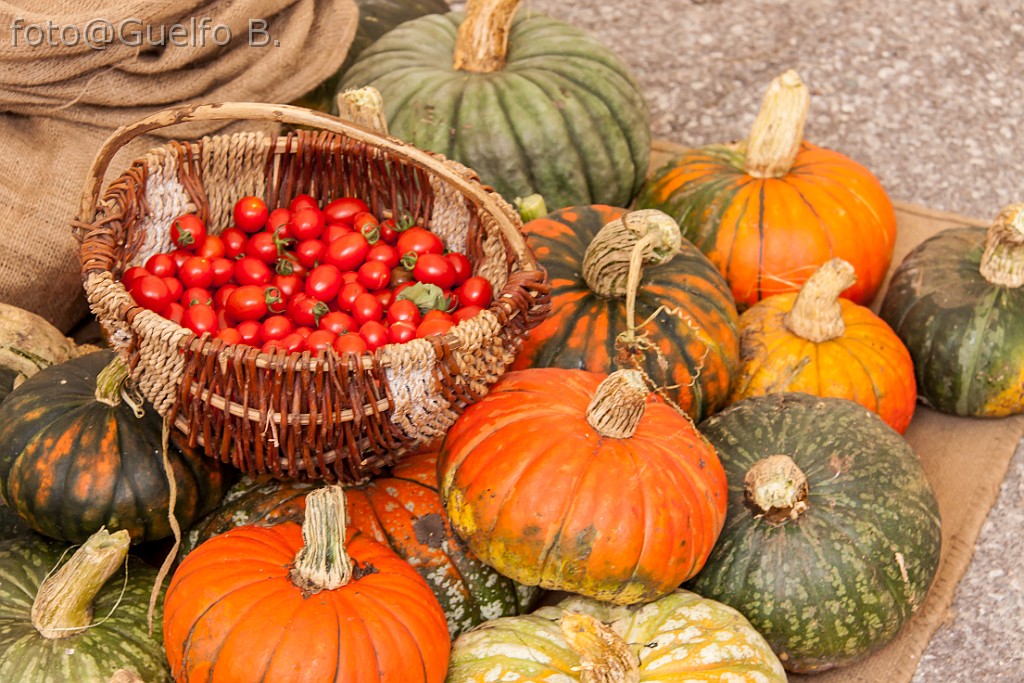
[
  {"xmin": 635, "ymin": 70, "xmax": 896, "ymax": 308},
  {"xmin": 163, "ymin": 486, "xmax": 451, "ymax": 683},
  {"xmin": 731, "ymin": 259, "xmax": 916, "ymax": 433},
  {"xmin": 438, "ymin": 368, "xmax": 728, "ymax": 605}
]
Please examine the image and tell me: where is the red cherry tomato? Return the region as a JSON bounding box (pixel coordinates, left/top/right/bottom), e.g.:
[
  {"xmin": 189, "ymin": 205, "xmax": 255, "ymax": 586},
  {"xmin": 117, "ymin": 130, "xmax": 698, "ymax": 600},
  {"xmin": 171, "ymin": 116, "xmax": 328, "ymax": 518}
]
[
  {"xmin": 293, "ymin": 326, "xmax": 314, "ymax": 339},
  {"xmin": 351, "ymin": 292, "xmax": 383, "ymax": 325},
  {"xmin": 179, "ymin": 256, "xmax": 213, "ymax": 289},
  {"xmin": 265, "ymin": 286, "xmax": 287, "ymax": 315},
  {"xmin": 245, "ymin": 232, "xmax": 283, "ymax": 264},
  {"xmin": 303, "ymin": 264, "xmax": 342, "ymax": 302},
  {"xmin": 261, "ymin": 315, "xmax": 294, "ymax": 341},
  {"xmin": 304, "ymin": 329, "xmax": 337, "ymax": 353},
  {"xmin": 373, "ymin": 288, "xmax": 394, "ymax": 310},
  {"xmin": 324, "ymin": 197, "xmax": 369, "ymax": 225},
  {"xmin": 411, "ymin": 253, "xmax": 456, "ymax": 290},
  {"xmin": 213, "ymin": 284, "xmax": 237, "ymax": 311},
  {"xmin": 162, "ymin": 277, "xmax": 183, "ymax": 303},
  {"xmin": 447, "ymin": 252, "xmax": 473, "ymax": 286},
  {"xmin": 319, "ymin": 311, "xmax": 356, "ymax": 336},
  {"xmin": 215, "ymin": 327, "xmax": 243, "ymax": 345},
  {"xmin": 422, "ymin": 309, "xmax": 453, "ymax": 323},
  {"xmin": 397, "ymin": 226, "xmax": 443, "ymax": 258},
  {"xmin": 226, "ymin": 285, "xmax": 270, "ymax": 321},
  {"xmin": 234, "ymin": 196, "xmax": 269, "ymax": 233},
  {"xmin": 452, "ymin": 304, "xmax": 484, "ymax": 323},
  {"xmin": 121, "ymin": 266, "xmax": 150, "ymax": 289},
  {"xmin": 366, "ymin": 243, "xmax": 400, "ymax": 270},
  {"xmin": 267, "ymin": 208, "xmax": 291, "ymax": 235},
  {"xmin": 358, "ymin": 321, "xmax": 389, "ymax": 351},
  {"xmin": 195, "ymin": 234, "xmax": 226, "ymax": 260},
  {"xmin": 387, "ymin": 321, "xmax": 418, "ymax": 345},
  {"xmin": 336, "ymin": 281, "xmax": 367, "ymax": 312},
  {"xmin": 416, "ymin": 318, "xmax": 454, "ymax": 339},
  {"xmin": 217, "ymin": 308, "xmax": 235, "ymax": 330},
  {"xmin": 279, "ymin": 333, "xmax": 306, "ymax": 353},
  {"xmin": 272, "ymin": 273, "xmax": 303, "ymax": 300},
  {"xmin": 210, "ymin": 257, "xmax": 235, "ymax": 287},
  {"xmin": 181, "ymin": 287, "xmax": 213, "ymax": 308},
  {"xmin": 145, "ymin": 253, "xmax": 177, "ymax": 278},
  {"xmin": 181, "ymin": 303, "xmax": 218, "ymax": 336},
  {"xmin": 353, "ymin": 212, "xmax": 380, "ymax": 244},
  {"xmin": 233, "ymin": 257, "xmax": 272, "ymax": 286},
  {"xmin": 129, "ymin": 275, "xmax": 172, "ymax": 315},
  {"xmin": 289, "ymin": 194, "xmax": 319, "ymax": 214},
  {"xmin": 357, "ymin": 260, "xmax": 391, "ymax": 291},
  {"xmin": 323, "ymin": 223, "xmax": 352, "ymax": 244},
  {"xmin": 324, "ymin": 232, "xmax": 370, "ymax": 272},
  {"xmin": 294, "ymin": 239, "xmax": 326, "ymax": 269},
  {"xmin": 456, "ymin": 276, "xmax": 494, "ymax": 309},
  {"xmin": 166, "ymin": 302, "xmax": 185, "ymax": 325},
  {"xmin": 235, "ymin": 320, "xmax": 263, "ymax": 347},
  {"xmin": 378, "ymin": 217, "xmax": 404, "ymax": 245},
  {"xmin": 220, "ymin": 227, "xmax": 248, "ymax": 258},
  {"xmin": 290, "ymin": 208, "xmax": 325, "ymax": 241},
  {"xmin": 387, "ymin": 299, "xmax": 422, "ymax": 326},
  {"xmin": 169, "ymin": 249, "xmax": 192, "ymax": 270},
  {"xmin": 287, "ymin": 293, "xmax": 329, "ymax": 328},
  {"xmin": 170, "ymin": 214, "xmax": 207, "ymax": 250},
  {"xmin": 332, "ymin": 333, "xmax": 367, "ymax": 356}
]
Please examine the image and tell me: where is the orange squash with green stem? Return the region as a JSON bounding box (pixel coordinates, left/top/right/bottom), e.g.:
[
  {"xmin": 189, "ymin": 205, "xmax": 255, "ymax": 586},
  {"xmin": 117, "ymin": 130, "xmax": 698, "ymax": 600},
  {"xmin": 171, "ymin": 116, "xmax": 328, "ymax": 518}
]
[
  {"xmin": 732, "ymin": 258, "xmax": 917, "ymax": 433},
  {"xmin": 636, "ymin": 70, "xmax": 897, "ymax": 308}
]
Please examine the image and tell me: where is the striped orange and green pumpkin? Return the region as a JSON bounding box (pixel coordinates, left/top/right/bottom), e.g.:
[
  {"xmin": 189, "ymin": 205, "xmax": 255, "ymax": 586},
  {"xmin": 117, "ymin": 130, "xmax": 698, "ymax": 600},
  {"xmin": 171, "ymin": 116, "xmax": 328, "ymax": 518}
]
[
  {"xmin": 181, "ymin": 446, "xmax": 538, "ymax": 638},
  {"xmin": 689, "ymin": 393, "xmax": 941, "ymax": 673},
  {"xmin": 0, "ymin": 351, "xmax": 229, "ymax": 544},
  {"xmin": 880, "ymin": 203, "xmax": 1024, "ymax": 416},
  {"xmin": 512, "ymin": 205, "xmax": 739, "ymax": 421},
  {"xmin": 0, "ymin": 528, "xmax": 169, "ymax": 682},
  {"xmin": 635, "ymin": 70, "xmax": 896, "ymax": 309}
]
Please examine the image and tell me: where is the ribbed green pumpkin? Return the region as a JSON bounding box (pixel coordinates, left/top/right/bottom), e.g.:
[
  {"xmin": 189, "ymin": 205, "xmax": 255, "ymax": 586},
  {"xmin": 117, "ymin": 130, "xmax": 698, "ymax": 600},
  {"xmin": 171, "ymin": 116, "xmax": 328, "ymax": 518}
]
[
  {"xmin": 880, "ymin": 204, "xmax": 1024, "ymax": 417},
  {"xmin": 0, "ymin": 351, "xmax": 229, "ymax": 544},
  {"xmin": 689, "ymin": 393, "xmax": 941, "ymax": 673},
  {"xmin": 292, "ymin": 0, "xmax": 449, "ymax": 113},
  {"xmin": 0, "ymin": 529, "xmax": 169, "ymax": 682},
  {"xmin": 511, "ymin": 205, "xmax": 740, "ymax": 422},
  {"xmin": 448, "ymin": 590, "xmax": 786, "ymax": 682},
  {"xmin": 340, "ymin": 0, "xmax": 651, "ymax": 210}
]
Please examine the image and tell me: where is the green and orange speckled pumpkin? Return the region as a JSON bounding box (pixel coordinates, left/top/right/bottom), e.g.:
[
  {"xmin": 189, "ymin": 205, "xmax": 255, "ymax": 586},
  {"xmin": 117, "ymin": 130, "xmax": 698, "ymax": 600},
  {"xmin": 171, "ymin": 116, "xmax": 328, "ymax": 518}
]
[
  {"xmin": 0, "ymin": 351, "xmax": 229, "ymax": 544},
  {"xmin": 181, "ymin": 447, "xmax": 537, "ymax": 638},
  {"xmin": 513, "ymin": 206, "xmax": 739, "ymax": 422},
  {"xmin": 439, "ymin": 368, "xmax": 728, "ymax": 605},
  {"xmin": 447, "ymin": 590, "xmax": 786, "ymax": 682},
  {"xmin": 881, "ymin": 203, "xmax": 1024, "ymax": 416},
  {"xmin": 732, "ymin": 258, "xmax": 916, "ymax": 433},
  {"xmin": 689, "ymin": 393, "xmax": 941, "ymax": 673},
  {"xmin": 635, "ymin": 70, "xmax": 896, "ymax": 308}
]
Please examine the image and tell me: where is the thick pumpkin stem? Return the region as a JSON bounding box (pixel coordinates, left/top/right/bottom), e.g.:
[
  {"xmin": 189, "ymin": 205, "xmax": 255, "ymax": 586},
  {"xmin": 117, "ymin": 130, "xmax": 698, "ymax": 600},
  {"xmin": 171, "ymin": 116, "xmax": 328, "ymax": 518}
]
[
  {"xmin": 336, "ymin": 86, "xmax": 389, "ymax": 135},
  {"xmin": 453, "ymin": 0, "xmax": 521, "ymax": 73},
  {"xmin": 94, "ymin": 354, "xmax": 129, "ymax": 407},
  {"xmin": 979, "ymin": 203, "xmax": 1024, "ymax": 288},
  {"xmin": 290, "ymin": 486, "xmax": 353, "ymax": 596},
  {"xmin": 744, "ymin": 70, "xmax": 810, "ymax": 178},
  {"xmin": 582, "ymin": 210, "xmax": 681, "ymax": 300},
  {"xmin": 784, "ymin": 259, "xmax": 856, "ymax": 342},
  {"xmin": 744, "ymin": 455, "xmax": 809, "ymax": 524},
  {"xmin": 560, "ymin": 613, "xmax": 640, "ymax": 683},
  {"xmin": 31, "ymin": 527, "xmax": 131, "ymax": 639},
  {"xmin": 585, "ymin": 369, "xmax": 649, "ymax": 439}
]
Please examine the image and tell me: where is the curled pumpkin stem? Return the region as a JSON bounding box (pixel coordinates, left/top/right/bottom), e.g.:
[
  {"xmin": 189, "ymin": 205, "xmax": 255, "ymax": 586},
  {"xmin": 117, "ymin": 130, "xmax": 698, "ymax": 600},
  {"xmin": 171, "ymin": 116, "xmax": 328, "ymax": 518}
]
[
  {"xmin": 560, "ymin": 612, "xmax": 641, "ymax": 683},
  {"xmin": 979, "ymin": 202, "xmax": 1024, "ymax": 288}
]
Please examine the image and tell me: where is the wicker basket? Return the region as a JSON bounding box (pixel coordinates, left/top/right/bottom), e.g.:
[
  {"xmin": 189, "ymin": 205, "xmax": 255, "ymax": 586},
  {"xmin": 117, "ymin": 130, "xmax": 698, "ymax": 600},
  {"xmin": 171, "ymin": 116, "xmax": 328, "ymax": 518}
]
[{"xmin": 74, "ymin": 102, "xmax": 550, "ymax": 483}]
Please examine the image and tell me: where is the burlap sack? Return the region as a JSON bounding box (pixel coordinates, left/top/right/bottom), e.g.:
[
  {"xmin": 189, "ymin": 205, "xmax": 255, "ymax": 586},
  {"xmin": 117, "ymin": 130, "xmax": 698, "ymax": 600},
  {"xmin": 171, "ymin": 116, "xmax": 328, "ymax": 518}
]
[{"xmin": 0, "ymin": 0, "xmax": 359, "ymax": 331}]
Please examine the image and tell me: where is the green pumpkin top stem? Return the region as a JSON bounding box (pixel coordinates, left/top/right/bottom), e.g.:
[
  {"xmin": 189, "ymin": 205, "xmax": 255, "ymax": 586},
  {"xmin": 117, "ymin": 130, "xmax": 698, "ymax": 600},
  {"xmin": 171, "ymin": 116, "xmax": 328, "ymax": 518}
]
[
  {"xmin": 290, "ymin": 486, "xmax": 353, "ymax": 597},
  {"xmin": 94, "ymin": 354, "xmax": 130, "ymax": 407},
  {"xmin": 31, "ymin": 527, "xmax": 131, "ymax": 639},
  {"xmin": 744, "ymin": 69, "xmax": 811, "ymax": 178},
  {"xmin": 585, "ymin": 369, "xmax": 649, "ymax": 439},
  {"xmin": 453, "ymin": 0, "xmax": 522, "ymax": 73},
  {"xmin": 744, "ymin": 454, "xmax": 809, "ymax": 525},
  {"xmin": 979, "ymin": 202, "xmax": 1024, "ymax": 288},
  {"xmin": 784, "ymin": 258, "xmax": 857, "ymax": 342},
  {"xmin": 559, "ymin": 613, "xmax": 641, "ymax": 683}
]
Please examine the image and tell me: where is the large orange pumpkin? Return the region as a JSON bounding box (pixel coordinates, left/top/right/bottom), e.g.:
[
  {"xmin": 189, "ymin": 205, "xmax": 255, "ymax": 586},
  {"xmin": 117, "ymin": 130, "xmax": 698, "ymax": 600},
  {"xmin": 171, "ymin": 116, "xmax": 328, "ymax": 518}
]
[
  {"xmin": 163, "ymin": 486, "xmax": 451, "ymax": 683},
  {"xmin": 731, "ymin": 259, "xmax": 917, "ymax": 433},
  {"xmin": 635, "ymin": 70, "xmax": 896, "ymax": 308},
  {"xmin": 438, "ymin": 368, "xmax": 728, "ymax": 605}
]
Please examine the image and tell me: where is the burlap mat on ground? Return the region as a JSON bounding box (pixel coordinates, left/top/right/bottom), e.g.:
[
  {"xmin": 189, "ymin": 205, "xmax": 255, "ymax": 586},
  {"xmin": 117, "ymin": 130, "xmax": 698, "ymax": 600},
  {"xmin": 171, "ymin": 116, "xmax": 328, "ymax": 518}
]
[
  {"xmin": 0, "ymin": 0, "xmax": 358, "ymax": 332},
  {"xmin": 649, "ymin": 140, "xmax": 1024, "ymax": 683}
]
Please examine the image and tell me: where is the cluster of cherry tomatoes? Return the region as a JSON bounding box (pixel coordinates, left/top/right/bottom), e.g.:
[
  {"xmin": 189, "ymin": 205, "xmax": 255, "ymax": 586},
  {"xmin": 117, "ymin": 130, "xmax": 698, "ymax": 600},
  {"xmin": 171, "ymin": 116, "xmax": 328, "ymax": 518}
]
[{"xmin": 122, "ymin": 194, "xmax": 493, "ymax": 356}]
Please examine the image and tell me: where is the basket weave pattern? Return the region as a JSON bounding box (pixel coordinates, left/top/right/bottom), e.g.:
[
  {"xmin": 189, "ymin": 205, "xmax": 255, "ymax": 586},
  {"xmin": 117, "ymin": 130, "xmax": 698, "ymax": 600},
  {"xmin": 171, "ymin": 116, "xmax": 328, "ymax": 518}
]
[{"xmin": 76, "ymin": 106, "xmax": 549, "ymax": 482}]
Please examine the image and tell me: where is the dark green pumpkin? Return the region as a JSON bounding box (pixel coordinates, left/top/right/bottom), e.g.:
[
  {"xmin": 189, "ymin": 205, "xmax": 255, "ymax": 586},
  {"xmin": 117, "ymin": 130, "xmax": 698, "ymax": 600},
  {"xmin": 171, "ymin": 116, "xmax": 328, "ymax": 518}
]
[
  {"xmin": 0, "ymin": 501, "xmax": 34, "ymax": 542},
  {"xmin": 0, "ymin": 351, "xmax": 229, "ymax": 544},
  {"xmin": 340, "ymin": 0, "xmax": 651, "ymax": 210},
  {"xmin": 181, "ymin": 447, "xmax": 538, "ymax": 638},
  {"xmin": 511, "ymin": 205, "xmax": 740, "ymax": 422},
  {"xmin": 292, "ymin": 0, "xmax": 449, "ymax": 113},
  {"xmin": 689, "ymin": 393, "xmax": 941, "ymax": 673},
  {"xmin": 0, "ymin": 529, "xmax": 169, "ymax": 682},
  {"xmin": 880, "ymin": 206, "xmax": 1024, "ymax": 417}
]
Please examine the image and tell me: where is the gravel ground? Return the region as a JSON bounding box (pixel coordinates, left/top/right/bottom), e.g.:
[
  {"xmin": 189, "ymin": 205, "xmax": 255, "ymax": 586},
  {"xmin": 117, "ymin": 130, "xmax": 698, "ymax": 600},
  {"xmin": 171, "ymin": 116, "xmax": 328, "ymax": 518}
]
[{"xmin": 513, "ymin": 0, "xmax": 1024, "ymax": 680}]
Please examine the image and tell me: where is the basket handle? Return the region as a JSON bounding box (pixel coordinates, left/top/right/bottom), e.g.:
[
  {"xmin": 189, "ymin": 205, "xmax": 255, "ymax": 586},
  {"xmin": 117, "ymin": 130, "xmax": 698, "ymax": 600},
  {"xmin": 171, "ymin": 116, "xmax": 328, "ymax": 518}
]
[{"xmin": 75, "ymin": 101, "xmax": 538, "ymax": 270}]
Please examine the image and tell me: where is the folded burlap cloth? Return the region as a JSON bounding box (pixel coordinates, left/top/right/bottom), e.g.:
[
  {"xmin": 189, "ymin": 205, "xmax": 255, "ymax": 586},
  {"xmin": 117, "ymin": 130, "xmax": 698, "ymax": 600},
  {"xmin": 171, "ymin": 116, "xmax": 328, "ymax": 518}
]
[{"xmin": 0, "ymin": 0, "xmax": 358, "ymax": 332}]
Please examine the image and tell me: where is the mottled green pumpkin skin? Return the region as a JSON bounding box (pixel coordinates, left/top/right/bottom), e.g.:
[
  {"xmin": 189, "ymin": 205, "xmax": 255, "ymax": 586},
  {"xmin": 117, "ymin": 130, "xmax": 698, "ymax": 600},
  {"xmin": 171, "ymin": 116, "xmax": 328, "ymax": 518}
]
[
  {"xmin": 880, "ymin": 227, "xmax": 1024, "ymax": 417},
  {"xmin": 0, "ymin": 502, "xmax": 34, "ymax": 542},
  {"xmin": 0, "ymin": 536, "xmax": 169, "ymax": 682},
  {"xmin": 689, "ymin": 393, "xmax": 941, "ymax": 673},
  {"xmin": 341, "ymin": 11, "xmax": 651, "ymax": 210},
  {"xmin": 0, "ymin": 351, "xmax": 229, "ymax": 544}
]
